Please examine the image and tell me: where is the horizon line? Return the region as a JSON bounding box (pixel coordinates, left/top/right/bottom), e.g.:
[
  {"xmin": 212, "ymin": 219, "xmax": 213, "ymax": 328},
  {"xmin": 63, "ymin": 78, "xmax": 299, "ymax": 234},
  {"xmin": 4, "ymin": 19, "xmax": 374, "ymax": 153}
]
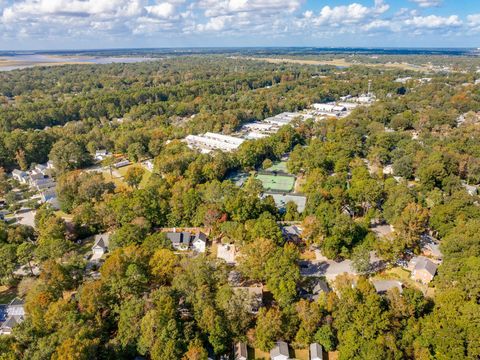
[{"xmin": 1, "ymin": 46, "xmax": 479, "ymax": 53}]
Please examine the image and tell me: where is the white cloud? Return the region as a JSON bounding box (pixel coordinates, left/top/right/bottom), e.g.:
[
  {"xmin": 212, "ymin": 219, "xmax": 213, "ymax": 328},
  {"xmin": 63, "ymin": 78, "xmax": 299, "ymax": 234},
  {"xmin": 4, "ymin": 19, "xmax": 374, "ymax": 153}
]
[
  {"xmin": 409, "ymin": 0, "xmax": 442, "ymax": 8},
  {"xmin": 197, "ymin": 16, "xmax": 228, "ymax": 31},
  {"xmin": 2, "ymin": 0, "xmax": 145, "ymax": 21},
  {"xmin": 146, "ymin": 3, "xmax": 176, "ymax": 19},
  {"xmin": 194, "ymin": 0, "xmax": 302, "ymax": 35},
  {"xmin": 467, "ymin": 13, "xmax": 480, "ymax": 32},
  {"xmin": 405, "ymin": 15, "xmax": 461, "ymax": 29},
  {"xmin": 0, "ymin": 0, "xmax": 475, "ymax": 46},
  {"xmin": 298, "ymin": 1, "xmax": 389, "ymax": 30},
  {"xmin": 467, "ymin": 14, "xmax": 480, "ymax": 27},
  {"xmin": 197, "ymin": 0, "xmax": 302, "ymax": 17}
]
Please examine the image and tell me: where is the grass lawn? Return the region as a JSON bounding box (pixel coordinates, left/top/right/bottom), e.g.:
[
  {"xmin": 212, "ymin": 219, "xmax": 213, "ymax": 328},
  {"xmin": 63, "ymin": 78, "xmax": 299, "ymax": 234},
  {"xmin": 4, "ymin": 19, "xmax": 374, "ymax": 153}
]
[
  {"xmin": 0, "ymin": 286, "xmax": 17, "ymax": 304},
  {"xmin": 256, "ymin": 173, "xmax": 295, "ymax": 192},
  {"xmin": 54, "ymin": 210, "xmax": 73, "ymax": 221},
  {"xmin": 372, "ymin": 267, "xmax": 433, "ymax": 296},
  {"xmin": 103, "ymin": 163, "xmax": 152, "ymax": 189},
  {"xmin": 78, "ymin": 236, "xmax": 96, "ymax": 257}
]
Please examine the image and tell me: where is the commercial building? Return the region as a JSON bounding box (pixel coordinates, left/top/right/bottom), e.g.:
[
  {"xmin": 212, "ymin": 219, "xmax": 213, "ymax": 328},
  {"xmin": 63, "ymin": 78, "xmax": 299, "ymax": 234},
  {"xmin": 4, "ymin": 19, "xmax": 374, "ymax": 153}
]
[{"xmin": 185, "ymin": 132, "xmax": 245, "ymax": 153}]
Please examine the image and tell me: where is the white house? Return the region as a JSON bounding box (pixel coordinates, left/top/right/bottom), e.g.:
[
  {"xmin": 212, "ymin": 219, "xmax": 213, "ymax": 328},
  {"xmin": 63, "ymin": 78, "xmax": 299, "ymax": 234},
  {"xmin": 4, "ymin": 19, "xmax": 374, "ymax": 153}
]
[
  {"xmin": 310, "ymin": 343, "xmax": 323, "ymax": 360},
  {"xmin": 0, "ymin": 298, "xmax": 25, "ymax": 336},
  {"xmin": 192, "ymin": 232, "xmax": 207, "ymax": 253},
  {"xmin": 11, "ymin": 169, "xmax": 28, "ymax": 184},
  {"xmin": 234, "ymin": 342, "xmax": 248, "ymax": 360},
  {"xmin": 95, "ymin": 150, "xmax": 109, "ymax": 161},
  {"xmin": 270, "ymin": 341, "xmax": 289, "ymax": 360},
  {"xmin": 91, "ymin": 233, "xmax": 110, "ymax": 261},
  {"xmin": 46, "ymin": 160, "xmax": 55, "ymax": 170}
]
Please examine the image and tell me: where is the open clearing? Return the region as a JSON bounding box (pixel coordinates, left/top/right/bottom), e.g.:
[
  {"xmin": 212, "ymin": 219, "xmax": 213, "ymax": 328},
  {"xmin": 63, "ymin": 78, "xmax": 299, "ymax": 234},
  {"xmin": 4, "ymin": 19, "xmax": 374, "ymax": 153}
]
[{"xmin": 236, "ymin": 56, "xmax": 429, "ymax": 72}]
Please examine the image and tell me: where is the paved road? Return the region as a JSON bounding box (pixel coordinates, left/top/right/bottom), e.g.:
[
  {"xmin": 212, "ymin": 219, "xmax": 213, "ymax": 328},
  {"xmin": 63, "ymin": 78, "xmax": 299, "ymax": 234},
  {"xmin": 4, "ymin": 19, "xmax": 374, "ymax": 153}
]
[{"xmin": 300, "ymin": 250, "xmax": 384, "ymax": 280}]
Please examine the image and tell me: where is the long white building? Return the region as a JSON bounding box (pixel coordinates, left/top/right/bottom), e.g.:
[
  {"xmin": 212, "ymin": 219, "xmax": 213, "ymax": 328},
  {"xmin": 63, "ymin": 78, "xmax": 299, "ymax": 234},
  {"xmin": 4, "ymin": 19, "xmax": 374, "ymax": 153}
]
[{"xmin": 185, "ymin": 132, "xmax": 245, "ymax": 153}]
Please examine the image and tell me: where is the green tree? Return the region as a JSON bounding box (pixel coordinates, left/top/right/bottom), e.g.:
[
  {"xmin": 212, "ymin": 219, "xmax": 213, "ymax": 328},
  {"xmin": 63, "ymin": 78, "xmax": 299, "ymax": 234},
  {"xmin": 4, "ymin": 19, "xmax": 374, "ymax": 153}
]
[
  {"xmin": 265, "ymin": 243, "xmax": 300, "ymax": 307},
  {"xmin": 124, "ymin": 166, "xmax": 145, "ymax": 189},
  {"xmin": 255, "ymin": 307, "xmax": 283, "ymax": 351}
]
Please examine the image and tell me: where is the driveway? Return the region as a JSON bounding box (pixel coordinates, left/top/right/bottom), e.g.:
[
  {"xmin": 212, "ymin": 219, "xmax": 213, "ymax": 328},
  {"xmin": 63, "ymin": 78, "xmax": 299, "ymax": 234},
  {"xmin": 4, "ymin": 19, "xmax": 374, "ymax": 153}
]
[
  {"xmin": 300, "ymin": 250, "xmax": 385, "ymax": 280},
  {"xmin": 14, "ymin": 209, "xmax": 36, "ymax": 229},
  {"xmin": 300, "ymin": 258, "xmax": 357, "ymax": 280}
]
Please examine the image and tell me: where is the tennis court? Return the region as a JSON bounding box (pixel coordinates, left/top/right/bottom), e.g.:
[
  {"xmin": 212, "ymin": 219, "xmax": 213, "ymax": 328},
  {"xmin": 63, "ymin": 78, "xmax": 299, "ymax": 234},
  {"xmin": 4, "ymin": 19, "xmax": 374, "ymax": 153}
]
[
  {"xmin": 265, "ymin": 161, "xmax": 288, "ymax": 173},
  {"xmin": 256, "ymin": 173, "xmax": 295, "ymax": 192}
]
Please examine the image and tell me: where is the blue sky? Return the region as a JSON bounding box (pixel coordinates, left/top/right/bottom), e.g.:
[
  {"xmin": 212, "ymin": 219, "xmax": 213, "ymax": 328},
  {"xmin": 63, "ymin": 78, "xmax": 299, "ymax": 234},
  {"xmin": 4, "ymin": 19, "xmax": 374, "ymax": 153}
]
[{"xmin": 0, "ymin": 0, "xmax": 479, "ymax": 50}]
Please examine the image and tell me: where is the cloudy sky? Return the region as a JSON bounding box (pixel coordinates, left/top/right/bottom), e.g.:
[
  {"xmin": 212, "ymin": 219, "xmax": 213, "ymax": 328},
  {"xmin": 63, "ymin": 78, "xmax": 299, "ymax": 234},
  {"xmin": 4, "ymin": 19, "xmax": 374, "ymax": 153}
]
[{"xmin": 0, "ymin": 0, "xmax": 479, "ymax": 50}]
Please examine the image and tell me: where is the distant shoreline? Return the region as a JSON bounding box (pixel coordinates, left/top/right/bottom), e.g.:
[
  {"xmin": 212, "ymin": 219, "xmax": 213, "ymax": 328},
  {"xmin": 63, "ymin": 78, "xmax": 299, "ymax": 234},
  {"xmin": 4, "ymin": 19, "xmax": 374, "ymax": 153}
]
[{"xmin": 0, "ymin": 54, "xmax": 158, "ymax": 72}]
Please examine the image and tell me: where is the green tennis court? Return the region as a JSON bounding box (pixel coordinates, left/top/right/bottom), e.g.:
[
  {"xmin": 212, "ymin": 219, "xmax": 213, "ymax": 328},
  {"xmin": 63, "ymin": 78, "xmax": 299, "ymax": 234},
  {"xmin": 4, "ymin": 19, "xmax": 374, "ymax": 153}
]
[
  {"xmin": 256, "ymin": 173, "xmax": 295, "ymax": 192},
  {"xmin": 265, "ymin": 161, "xmax": 288, "ymax": 173}
]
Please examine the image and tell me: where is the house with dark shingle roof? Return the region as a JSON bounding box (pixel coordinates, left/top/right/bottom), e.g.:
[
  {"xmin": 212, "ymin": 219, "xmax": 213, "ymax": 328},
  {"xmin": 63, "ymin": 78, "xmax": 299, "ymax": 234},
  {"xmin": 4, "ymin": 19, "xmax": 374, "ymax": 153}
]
[
  {"xmin": 166, "ymin": 231, "xmax": 192, "ymax": 251},
  {"xmin": 91, "ymin": 233, "xmax": 110, "ymax": 262}
]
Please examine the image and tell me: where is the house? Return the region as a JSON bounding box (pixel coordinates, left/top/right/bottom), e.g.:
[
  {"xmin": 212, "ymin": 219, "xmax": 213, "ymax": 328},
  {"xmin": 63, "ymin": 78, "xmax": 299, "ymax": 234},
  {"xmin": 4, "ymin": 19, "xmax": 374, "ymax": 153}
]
[
  {"xmin": 282, "ymin": 225, "xmax": 303, "ymax": 242},
  {"xmin": 311, "ymin": 279, "xmax": 330, "ymax": 301},
  {"xmin": 409, "ymin": 256, "xmax": 437, "ymax": 284},
  {"xmin": 11, "ymin": 169, "xmax": 28, "ymax": 183},
  {"xmin": 233, "ymin": 285, "xmax": 263, "ymax": 313},
  {"xmin": 372, "ymin": 280, "xmax": 403, "ymax": 294},
  {"xmin": 114, "ymin": 160, "xmax": 131, "ymax": 168},
  {"xmin": 313, "ymin": 103, "xmax": 337, "ymax": 112},
  {"xmin": 34, "ymin": 164, "xmax": 48, "ymax": 175},
  {"xmin": 217, "ymin": 243, "xmax": 237, "ymax": 265},
  {"xmin": 270, "ymin": 341, "xmax": 289, "ymax": 360},
  {"xmin": 40, "ymin": 189, "xmax": 56, "ymax": 203},
  {"xmin": 234, "ymin": 342, "xmax": 248, "ymax": 360},
  {"xmin": 143, "ymin": 159, "xmax": 154, "ymax": 172},
  {"xmin": 0, "ymin": 298, "xmax": 25, "ymax": 335},
  {"xmin": 192, "ymin": 232, "xmax": 207, "ymax": 253},
  {"xmin": 46, "ymin": 160, "xmax": 55, "ymax": 170},
  {"xmin": 166, "ymin": 232, "xmax": 192, "ymax": 251},
  {"xmin": 95, "ymin": 149, "xmax": 108, "ymax": 161},
  {"xmin": 91, "ymin": 233, "xmax": 110, "ymax": 261},
  {"xmin": 420, "ymin": 234, "xmax": 443, "ymax": 261},
  {"xmin": 30, "ymin": 177, "xmax": 56, "ymax": 191},
  {"xmin": 310, "ymin": 343, "xmax": 323, "ymax": 360}
]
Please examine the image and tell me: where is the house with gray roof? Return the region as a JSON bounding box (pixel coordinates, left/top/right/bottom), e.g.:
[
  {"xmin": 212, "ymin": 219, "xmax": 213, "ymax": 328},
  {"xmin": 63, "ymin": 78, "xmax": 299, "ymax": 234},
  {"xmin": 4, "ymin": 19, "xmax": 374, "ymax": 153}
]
[
  {"xmin": 192, "ymin": 232, "xmax": 207, "ymax": 253},
  {"xmin": 166, "ymin": 231, "xmax": 192, "ymax": 251},
  {"xmin": 11, "ymin": 169, "xmax": 28, "ymax": 184},
  {"xmin": 0, "ymin": 298, "xmax": 25, "ymax": 335},
  {"xmin": 270, "ymin": 341, "xmax": 289, "ymax": 360},
  {"xmin": 282, "ymin": 225, "xmax": 303, "ymax": 242},
  {"xmin": 91, "ymin": 233, "xmax": 110, "ymax": 262},
  {"xmin": 409, "ymin": 256, "xmax": 437, "ymax": 284}
]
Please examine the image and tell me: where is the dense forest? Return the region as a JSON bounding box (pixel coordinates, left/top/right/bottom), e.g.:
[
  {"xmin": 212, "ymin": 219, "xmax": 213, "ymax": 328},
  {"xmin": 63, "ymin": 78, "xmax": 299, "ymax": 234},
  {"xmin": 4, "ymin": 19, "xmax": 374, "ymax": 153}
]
[{"xmin": 0, "ymin": 55, "xmax": 479, "ymax": 360}]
